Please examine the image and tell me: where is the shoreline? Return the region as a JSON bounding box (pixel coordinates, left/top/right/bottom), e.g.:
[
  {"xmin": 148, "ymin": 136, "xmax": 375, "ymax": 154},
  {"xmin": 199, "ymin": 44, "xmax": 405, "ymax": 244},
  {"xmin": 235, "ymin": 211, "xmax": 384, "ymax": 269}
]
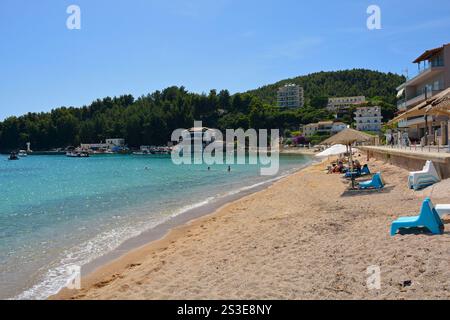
[
  {"xmin": 51, "ymin": 160, "xmax": 317, "ymax": 300},
  {"xmin": 54, "ymin": 154, "xmax": 450, "ymax": 300},
  {"xmin": 280, "ymin": 148, "xmax": 318, "ymax": 156}
]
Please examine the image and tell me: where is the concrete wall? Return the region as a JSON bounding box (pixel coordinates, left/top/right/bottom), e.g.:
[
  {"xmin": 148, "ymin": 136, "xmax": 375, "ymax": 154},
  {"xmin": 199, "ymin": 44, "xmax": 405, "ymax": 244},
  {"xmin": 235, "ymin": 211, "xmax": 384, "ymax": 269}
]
[{"xmin": 362, "ymin": 147, "xmax": 450, "ymax": 179}]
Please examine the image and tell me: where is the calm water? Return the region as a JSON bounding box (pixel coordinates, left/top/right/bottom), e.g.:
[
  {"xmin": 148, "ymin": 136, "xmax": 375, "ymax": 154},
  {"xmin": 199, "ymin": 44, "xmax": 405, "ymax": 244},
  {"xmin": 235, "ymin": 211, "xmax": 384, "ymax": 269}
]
[{"xmin": 0, "ymin": 154, "xmax": 312, "ymax": 299}]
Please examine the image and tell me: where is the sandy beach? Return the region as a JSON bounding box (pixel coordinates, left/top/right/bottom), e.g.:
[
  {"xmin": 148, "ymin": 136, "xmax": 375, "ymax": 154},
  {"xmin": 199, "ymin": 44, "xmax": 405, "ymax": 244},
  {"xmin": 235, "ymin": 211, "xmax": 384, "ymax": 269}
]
[{"xmin": 54, "ymin": 155, "xmax": 450, "ymax": 300}]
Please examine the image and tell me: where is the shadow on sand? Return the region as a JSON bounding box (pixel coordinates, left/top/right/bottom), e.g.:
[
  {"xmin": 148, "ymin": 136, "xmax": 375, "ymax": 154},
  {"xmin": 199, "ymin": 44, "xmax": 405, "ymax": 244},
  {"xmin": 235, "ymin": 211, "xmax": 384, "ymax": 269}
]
[
  {"xmin": 340, "ymin": 185, "xmax": 395, "ymax": 198},
  {"xmin": 394, "ymin": 227, "xmax": 450, "ymax": 236}
]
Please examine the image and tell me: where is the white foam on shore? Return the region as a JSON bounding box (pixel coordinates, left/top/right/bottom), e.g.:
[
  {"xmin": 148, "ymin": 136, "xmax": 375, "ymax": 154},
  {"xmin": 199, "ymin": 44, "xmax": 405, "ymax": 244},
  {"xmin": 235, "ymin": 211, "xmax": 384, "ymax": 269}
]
[{"xmin": 14, "ymin": 163, "xmax": 310, "ymax": 300}]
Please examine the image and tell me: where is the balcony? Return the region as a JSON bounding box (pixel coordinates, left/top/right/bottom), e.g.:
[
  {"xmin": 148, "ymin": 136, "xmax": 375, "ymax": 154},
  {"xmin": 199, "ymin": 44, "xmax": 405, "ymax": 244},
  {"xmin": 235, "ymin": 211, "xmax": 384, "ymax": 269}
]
[
  {"xmin": 397, "ymin": 99, "xmax": 407, "ymax": 111},
  {"xmin": 398, "ymin": 89, "xmax": 443, "ymax": 110},
  {"xmin": 399, "ymin": 65, "xmax": 445, "ymax": 89},
  {"xmin": 398, "ymin": 116, "xmax": 426, "ymax": 128},
  {"xmin": 419, "ymin": 60, "xmax": 445, "ymax": 74}
]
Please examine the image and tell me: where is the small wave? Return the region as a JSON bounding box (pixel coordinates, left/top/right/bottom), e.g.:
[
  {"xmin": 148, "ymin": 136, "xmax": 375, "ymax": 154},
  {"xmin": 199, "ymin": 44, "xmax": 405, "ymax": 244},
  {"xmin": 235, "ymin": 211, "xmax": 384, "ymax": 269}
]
[{"xmin": 15, "ymin": 162, "xmax": 310, "ymax": 300}]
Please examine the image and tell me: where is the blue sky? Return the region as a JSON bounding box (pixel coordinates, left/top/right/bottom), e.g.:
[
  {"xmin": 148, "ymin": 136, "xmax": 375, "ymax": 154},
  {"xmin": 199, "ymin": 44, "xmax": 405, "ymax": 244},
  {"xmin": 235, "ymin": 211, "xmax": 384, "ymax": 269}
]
[{"xmin": 0, "ymin": 0, "xmax": 449, "ymax": 120}]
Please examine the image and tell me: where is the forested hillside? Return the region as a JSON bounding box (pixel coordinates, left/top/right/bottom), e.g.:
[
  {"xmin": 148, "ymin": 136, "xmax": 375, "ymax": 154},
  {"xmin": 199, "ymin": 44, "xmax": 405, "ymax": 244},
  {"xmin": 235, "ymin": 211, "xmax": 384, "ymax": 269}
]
[
  {"xmin": 0, "ymin": 69, "xmax": 404, "ymax": 151},
  {"xmin": 247, "ymin": 69, "xmax": 404, "ymax": 106}
]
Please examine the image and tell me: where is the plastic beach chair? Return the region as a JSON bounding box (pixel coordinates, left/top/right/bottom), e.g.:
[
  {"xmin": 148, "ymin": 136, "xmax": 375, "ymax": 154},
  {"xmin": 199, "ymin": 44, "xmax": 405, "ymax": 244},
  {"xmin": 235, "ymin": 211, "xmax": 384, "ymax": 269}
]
[
  {"xmin": 391, "ymin": 198, "xmax": 445, "ymax": 236},
  {"xmin": 361, "ymin": 165, "xmax": 371, "ymax": 176},
  {"xmin": 436, "ymin": 204, "xmax": 450, "ymax": 219},
  {"xmin": 408, "ymin": 160, "xmax": 441, "ymax": 191},
  {"xmin": 359, "ymin": 172, "xmax": 384, "ymax": 190},
  {"xmin": 344, "ymin": 165, "xmax": 371, "ymax": 179}
]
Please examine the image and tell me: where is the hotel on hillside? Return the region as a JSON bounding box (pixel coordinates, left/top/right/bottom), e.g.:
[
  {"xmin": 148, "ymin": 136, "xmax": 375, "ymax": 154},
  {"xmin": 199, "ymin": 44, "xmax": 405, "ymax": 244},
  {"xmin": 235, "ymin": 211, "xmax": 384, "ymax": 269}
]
[
  {"xmin": 277, "ymin": 84, "xmax": 304, "ymax": 109},
  {"xmin": 327, "ymin": 96, "xmax": 366, "ymax": 118},
  {"xmin": 354, "ymin": 106, "xmax": 383, "ymax": 132},
  {"xmin": 303, "ymin": 121, "xmax": 348, "ymax": 137}
]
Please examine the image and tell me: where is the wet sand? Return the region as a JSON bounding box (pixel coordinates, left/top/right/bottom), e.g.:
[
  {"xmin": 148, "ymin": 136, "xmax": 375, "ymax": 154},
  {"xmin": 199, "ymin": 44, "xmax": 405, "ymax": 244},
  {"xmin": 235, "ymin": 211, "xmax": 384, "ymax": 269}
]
[{"xmin": 54, "ymin": 155, "xmax": 450, "ymax": 300}]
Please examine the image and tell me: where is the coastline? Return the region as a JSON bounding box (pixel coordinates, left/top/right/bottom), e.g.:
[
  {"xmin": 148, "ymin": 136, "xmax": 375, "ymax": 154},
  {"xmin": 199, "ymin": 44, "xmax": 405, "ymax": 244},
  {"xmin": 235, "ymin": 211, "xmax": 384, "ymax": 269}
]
[
  {"xmin": 280, "ymin": 148, "xmax": 318, "ymax": 156},
  {"xmin": 54, "ymin": 154, "xmax": 450, "ymax": 300},
  {"xmin": 51, "ymin": 160, "xmax": 317, "ymax": 300}
]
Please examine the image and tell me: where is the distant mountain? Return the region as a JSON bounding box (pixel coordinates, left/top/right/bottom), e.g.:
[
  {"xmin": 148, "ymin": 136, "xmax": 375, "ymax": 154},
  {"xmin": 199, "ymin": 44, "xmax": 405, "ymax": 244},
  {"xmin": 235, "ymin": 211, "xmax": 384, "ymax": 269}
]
[{"xmin": 245, "ymin": 69, "xmax": 405, "ymax": 106}]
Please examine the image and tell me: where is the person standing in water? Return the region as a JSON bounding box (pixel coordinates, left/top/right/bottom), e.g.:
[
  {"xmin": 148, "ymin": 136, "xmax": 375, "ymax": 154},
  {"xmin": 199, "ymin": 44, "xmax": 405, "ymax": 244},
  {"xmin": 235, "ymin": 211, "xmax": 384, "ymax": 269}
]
[{"xmin": 227, "ymin": 166, "xmax": 231, "ymax": 172}]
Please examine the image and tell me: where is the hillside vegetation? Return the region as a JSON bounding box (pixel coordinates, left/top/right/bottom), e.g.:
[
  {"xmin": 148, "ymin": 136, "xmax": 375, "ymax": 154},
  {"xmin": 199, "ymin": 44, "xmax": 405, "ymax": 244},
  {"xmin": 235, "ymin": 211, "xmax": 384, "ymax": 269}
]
[{"xmin": 0, "ymin": 69, "xmax": 404, "ymax": 151}]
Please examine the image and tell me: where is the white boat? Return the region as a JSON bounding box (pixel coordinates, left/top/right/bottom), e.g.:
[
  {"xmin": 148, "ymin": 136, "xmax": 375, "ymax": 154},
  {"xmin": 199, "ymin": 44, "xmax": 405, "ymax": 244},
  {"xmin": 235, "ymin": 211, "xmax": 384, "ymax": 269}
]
[
  {"xmin": 18, "ymin": 150, "xmax": 28, "ymax": 157},
  {"xmin": 66, "ymin": 151, "xmax": 90, "ymax": 158},
  {"xmin": 133, "ymin": 150, "xmax": 151, "ymax": 155}
]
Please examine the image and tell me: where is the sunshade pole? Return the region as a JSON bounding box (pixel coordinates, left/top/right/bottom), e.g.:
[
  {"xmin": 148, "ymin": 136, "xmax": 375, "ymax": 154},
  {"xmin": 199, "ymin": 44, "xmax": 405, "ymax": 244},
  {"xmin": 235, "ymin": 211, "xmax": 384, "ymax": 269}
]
[{"xmin": 350, "ymin": 144, "xmax": 355, "ymax": 189}]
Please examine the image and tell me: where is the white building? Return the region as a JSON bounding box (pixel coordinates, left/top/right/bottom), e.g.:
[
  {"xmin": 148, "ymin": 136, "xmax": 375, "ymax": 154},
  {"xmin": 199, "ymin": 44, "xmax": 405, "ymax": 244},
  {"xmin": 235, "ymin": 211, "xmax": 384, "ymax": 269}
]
[
  {"xmin": 354, "ymin": 106, "xmax": 383, "ymax": 132},
  {"xmin": 277, "ymin": 84, "xmax": 304, "ymax": 109},
  {"xmin": 303, "ymin": 121, "xmax": 347, "ymax": 137},
  {"xmin": 81, "ymin": 138, "xmax": 125, "ymax": 151},
  {"xmin": 327, "ymin": 96, "xmax": 366, "ymax": 117},
  {"xmin": 105, "ymin": 138, "xmax": 125, "ymax": 147}
]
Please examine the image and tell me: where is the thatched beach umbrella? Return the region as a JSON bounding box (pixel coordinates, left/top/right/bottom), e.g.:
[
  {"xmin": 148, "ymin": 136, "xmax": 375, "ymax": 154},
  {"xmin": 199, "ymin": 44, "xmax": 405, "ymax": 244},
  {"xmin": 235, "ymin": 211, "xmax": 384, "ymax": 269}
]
[{"xmin": 322, "ymin": 129, "xmax": 374, "ymax": 189}]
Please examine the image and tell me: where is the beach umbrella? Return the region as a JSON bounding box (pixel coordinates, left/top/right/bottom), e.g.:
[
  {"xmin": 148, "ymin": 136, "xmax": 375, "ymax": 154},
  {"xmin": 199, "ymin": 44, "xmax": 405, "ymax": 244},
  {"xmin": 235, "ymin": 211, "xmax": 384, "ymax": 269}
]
[
  {"xmin": 316, "ymin": 144, "xmax": 348, "ymax": 157},
  {"xmin": 322, "ymin": 129, "xmax": 374, "ymax": 189}
]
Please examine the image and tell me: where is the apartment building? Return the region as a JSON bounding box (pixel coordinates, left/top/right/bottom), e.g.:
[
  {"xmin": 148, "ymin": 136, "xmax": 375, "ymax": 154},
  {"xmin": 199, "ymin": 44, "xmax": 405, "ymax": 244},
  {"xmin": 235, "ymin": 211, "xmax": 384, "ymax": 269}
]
[
  {"xmin": 396, "ymin": 44, "xmax": 450, "ymax": 141},
  {"xmin": 327, "ymin": 96, "xmax": 366, "ymax": 117},
  {"xmin": 303, "ymin": 121, "xmax": 347, "ymax": 137},
  {"xmin": 354, "ymin": 106, "xmax": 383, "ymax": 132},
  {"xmin": 277, "ymin": 84, "xmax": 304, "ymax": 109}
]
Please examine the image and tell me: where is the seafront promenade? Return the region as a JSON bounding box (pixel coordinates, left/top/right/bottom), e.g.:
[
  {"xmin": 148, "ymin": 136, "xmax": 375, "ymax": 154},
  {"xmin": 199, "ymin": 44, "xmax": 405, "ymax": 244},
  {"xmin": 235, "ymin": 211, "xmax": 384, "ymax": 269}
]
[{"xmin": 360, "ymin": 146, "xmax": 450, "ymax": 178}]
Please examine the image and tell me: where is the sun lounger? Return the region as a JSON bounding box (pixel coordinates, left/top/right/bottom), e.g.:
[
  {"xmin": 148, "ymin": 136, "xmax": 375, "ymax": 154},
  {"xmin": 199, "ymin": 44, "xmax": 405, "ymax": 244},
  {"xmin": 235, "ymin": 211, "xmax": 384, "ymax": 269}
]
[
  {"xmin": 344, "ymin": 164, "xmax": 371, "ymax": 178},
  {"xmin": 408, "ymin": 160, "xmax": 441, "ymax": 191},
  {"xmin": 435, "ymin": 204, "xmax": 450, "ymax": 219},
  {"xmin": 359, "ymin": 172, "xmax": 384, "ymax": 190},
  {"xmin": 390, "ymin": 198, "xmax": 445, "ymax": 236}
]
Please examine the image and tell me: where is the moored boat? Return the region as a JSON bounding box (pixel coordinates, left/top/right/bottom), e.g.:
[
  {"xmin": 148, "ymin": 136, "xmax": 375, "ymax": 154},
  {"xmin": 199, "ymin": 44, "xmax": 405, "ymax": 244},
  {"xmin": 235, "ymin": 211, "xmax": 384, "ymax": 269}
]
[
  {"xmin": 66, "ymin": 151, "xmax": 90, "ymax": 158},
  {"xmin": 18, "ymin": 150, "xmax": 27, "ymax": 157},
  {"xmin": 8, "ymin": 152, "xmax": 19, "ymax": 160}
]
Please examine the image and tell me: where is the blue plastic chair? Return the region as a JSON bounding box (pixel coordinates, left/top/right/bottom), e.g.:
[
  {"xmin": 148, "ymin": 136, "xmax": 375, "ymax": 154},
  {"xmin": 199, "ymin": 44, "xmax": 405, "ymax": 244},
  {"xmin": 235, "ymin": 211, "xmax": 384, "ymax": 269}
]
[
  {"xmin": 359, "ymin": 172, "xmax": 384, "ymax": 190},
  {"xmin": 391, "ymin": 198, "xmax": 445, "ymax": 236},
  {"xmin": 361, "ymin": 165, "xmax": 371, "ymax": 176},
  {"xmin": 345, "ymin": 165, "xmax": 371, "ymax": 178}
]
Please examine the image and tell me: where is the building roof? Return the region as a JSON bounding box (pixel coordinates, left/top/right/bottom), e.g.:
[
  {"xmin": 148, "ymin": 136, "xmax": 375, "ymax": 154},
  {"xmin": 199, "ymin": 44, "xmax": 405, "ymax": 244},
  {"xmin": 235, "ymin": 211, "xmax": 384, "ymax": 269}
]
[
  {"xmin": 317, "ymin": 121, "xmax": 334, "ymax": 125},
  {"xmin": 413, "ymin": 44, "xmax": 449, "ymax": 63},
  {"xmin": 389, "ymin": 87, "xmax": 450, "ymax": 124}
]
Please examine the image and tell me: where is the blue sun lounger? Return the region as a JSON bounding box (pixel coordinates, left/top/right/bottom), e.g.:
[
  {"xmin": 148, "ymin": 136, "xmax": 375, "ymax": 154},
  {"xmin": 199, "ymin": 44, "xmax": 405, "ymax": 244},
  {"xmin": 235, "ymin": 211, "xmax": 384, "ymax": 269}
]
[
  {"xmin": 344, "ymin": 165, "xmax": 371, "ymax": 178},
  {"xmin": 390, "ymin": 198, "xmax": 445, "ymax": 236},
  {"xmin": 359, "ymin": 172, "xmax": 384, "ymax": 190}
]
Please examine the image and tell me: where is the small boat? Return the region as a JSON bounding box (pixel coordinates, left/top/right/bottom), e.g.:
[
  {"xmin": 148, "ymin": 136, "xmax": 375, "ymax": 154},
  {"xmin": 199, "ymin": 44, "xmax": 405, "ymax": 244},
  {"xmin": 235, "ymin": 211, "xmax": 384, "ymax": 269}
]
[
  {"xmin": 150, "ymin": 146, "xmax": 171, "ymax": 155},
  {"xmin": 66, "ymin": 151, "xmax": 90, "ymax": 158},
  {"xmin": 133, "ymin": 149, "xmax": 151, "ymax": 155},
  {"xmin": 8, "ymin": 152, "xmax": 19, "ymax": 160},
  {"xmin": 18, "ymin": 150, "xmax": 28, "ymax": 157}
]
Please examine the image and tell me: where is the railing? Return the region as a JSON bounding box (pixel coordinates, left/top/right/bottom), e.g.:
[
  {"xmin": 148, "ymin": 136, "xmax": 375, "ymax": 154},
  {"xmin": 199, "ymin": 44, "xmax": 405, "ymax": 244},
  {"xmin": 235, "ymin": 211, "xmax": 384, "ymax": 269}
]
[
  {"xmin": 397, "ymin": 89, "xmax": 443, "ymax": 109},
  {"xmin": 383, "ymin": 143, "xmax": 450, "ymax": 153},
  {"xmin": 418, "ymin": 61, "xmax": 445, "ymax": 74},
  {"xmin": 397, "ymin": 99, "xmax": 407, "ymax": 110}
]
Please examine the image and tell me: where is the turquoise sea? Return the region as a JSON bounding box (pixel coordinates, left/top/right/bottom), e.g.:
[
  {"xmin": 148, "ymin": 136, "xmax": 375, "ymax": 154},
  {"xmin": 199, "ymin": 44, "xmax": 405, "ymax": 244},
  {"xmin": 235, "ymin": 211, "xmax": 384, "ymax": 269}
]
[{"xmin": 0, "ymin": 154, "xmax": 312, "ymax": 299}]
